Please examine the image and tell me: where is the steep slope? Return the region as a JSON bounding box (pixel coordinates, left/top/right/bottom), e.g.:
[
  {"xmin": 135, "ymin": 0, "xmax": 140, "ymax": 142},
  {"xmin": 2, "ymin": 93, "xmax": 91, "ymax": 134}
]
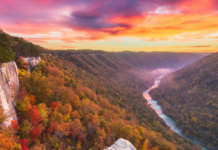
[
  {"xmin": 0, "ymin": 29, "xmax": 46, "ymax": 64},
  {"xmin": 0, "ymin": 29, "xmax": 204, "ymax": 149},
  {"xmin": 0, "ymin": 29, "xmax": 43, "ymax": 128},
  {"xmin": 52, "ymin": 50, "xmax": 201, "ymax": 70},
  {"xmin": 51, "ymin": 51, "xmax": 202, "ymax": 114},
  {"xmin": 0, "ymin": 58, "xmax": 41, "ymax": 128},
  {"xmin": 150, "ymin": 52, "xmax": 218, "ymax": 149},
  {"xmin": 41, "ymin": 52, "xmax": 203, "ymax": 149},
  {"xmin": 115, "ymin": 52, "xmax": 201, "ymax": 69},
  {"xmin": 0, "ymin": 61, "xmax": 19, "ymax": 127},
  {"xmin": 11, "ymin": 54, "xmax": 200, "ymax": 150}
]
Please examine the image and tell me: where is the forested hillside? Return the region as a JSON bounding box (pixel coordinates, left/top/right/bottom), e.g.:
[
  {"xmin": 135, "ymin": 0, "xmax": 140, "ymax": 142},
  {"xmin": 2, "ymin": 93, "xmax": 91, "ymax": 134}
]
[
  {"xmin": 1, "ymin": 54, "xmax": 202, "ymax": 150},
  {"xmin": 0, "ymin": 29, "xmax": 47, "ymax": 63},
  {"xmin": 150, "ymin": 53, "xmax": 218, "ymax": 149},
  {"xmin": 51, "ymin": 50, "xmax": 200, "ymax": 69},
  {"xmin": 0, "ymin": 30, "xmax": 203, "ymax": 150}
]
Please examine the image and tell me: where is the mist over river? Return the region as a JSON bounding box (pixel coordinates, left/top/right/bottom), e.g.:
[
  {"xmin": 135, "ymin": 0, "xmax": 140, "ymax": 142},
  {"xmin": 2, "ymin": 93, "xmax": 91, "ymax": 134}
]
[{"xmin": 143, "ymin": 76, "xmax": 208, "ymax": 150}]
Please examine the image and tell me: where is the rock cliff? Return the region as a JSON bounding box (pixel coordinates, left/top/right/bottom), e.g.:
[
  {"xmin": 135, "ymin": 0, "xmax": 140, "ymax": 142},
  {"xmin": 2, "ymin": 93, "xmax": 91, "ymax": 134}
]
[
  {"xmin": 0, "ymin": 61, "xmax": 19, "ymax": 127},
  {"xmin": 0, "ymin": 57, "xmax": 41, "ymax": 127},
  {"xmin": 24, "ymin": 57, "xmax": 41, "ymax": 72},
  {"xmin": 104, "ymin": 138, "xmax": 136, "ymax": 150}
]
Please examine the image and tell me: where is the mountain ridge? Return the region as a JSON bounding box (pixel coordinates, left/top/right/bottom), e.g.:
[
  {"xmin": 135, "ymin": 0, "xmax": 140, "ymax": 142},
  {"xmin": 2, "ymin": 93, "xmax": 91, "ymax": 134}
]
[
  {"xmin": 150, "ymin": 52, "xmax": 218, "ymax": 149},
  {"xmin": 0, "ymin": 30, "xmax": 205, "ymax": 150}
]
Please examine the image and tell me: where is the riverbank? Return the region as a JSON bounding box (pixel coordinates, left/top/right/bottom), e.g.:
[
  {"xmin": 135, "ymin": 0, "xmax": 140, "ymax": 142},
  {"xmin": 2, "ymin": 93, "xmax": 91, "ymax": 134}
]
[{"xmin": 143, "ymin": 76, "xmax": 208, "ymax": 150}]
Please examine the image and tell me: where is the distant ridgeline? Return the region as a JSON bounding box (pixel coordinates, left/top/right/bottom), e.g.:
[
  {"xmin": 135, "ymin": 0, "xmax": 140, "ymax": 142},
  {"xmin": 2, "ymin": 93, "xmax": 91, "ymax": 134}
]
[
  {"xmin": 0, "ymin": 29, "xmax": 47, "ymax": 63},
  {"xmin": 150, "ymin": 53, "xmax": 218, "ymax": 149},
  {"xmin": 50, "ymin": 50, "xmax": 201, "ymax": 69}
]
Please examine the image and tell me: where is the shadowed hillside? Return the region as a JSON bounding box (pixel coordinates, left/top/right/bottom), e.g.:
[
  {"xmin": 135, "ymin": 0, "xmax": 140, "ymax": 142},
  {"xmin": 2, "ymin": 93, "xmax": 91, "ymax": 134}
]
[
  {"xmin": 150, "ymin": 53, "xmax": 218, "ymax": 149},
  {"xmin": 51, "ymin": 50, "xmax": 201, "ymax": 70}
]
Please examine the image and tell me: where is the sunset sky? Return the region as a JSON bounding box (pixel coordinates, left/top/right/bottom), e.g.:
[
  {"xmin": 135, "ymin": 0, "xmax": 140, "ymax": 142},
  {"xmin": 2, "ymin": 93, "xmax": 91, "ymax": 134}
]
[{"xmin": 1, "ymin": 0, "xmax": 218, "ymax": 52}]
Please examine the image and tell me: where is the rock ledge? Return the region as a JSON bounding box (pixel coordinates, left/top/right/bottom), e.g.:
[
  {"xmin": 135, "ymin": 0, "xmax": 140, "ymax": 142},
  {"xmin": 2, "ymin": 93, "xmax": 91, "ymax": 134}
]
[{"xmin": 104, "ymin": 138, "xmax": 136, "ymax": 150}]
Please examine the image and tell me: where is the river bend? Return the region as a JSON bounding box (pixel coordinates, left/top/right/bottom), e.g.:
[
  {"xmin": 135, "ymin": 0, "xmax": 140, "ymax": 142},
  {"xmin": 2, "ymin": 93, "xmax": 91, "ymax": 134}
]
[{"xmin": 143, "ymin": 76, "xmax": 207, "ymax": 150}]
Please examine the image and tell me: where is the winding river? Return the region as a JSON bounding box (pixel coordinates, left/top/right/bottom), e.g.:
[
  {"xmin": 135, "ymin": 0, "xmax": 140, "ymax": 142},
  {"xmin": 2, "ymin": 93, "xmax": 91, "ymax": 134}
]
[{"xmin": 143, "ymin": 76, "xmax": 207, "ymax": 150}]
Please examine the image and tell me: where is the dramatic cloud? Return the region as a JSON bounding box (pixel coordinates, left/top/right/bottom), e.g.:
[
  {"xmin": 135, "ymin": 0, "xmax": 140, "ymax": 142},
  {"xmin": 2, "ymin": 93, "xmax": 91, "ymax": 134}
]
[{"xmin": 0, "ymin": 0, "xmax": 218, "ymax": 52}]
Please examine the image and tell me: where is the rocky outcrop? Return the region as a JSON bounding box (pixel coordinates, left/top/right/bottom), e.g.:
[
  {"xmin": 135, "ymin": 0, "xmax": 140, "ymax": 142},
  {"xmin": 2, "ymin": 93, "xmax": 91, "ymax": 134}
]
[
  {"xmin": 0, "ymin": 61, "xmax": 19, "ymax": 127},
  {"xmin": 24, "ymin": 57, "xmax": 41, "ymax": 72},
  {"xmin": 104, "ymin": 138, "xmax": 136, "ymax": 150},
  {"xmin": 0, "ymin": 57, "xmax": 40, "ymax": 127}
]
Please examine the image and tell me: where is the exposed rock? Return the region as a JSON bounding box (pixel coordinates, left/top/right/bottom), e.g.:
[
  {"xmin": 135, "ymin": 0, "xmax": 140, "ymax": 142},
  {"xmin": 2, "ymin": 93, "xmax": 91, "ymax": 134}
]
[
  {"xmin": 104, "ymin": 138, "xmax": 136, "ymax": 150},
  {"xmin": 0, "ymin": 57, "xmax": 40, "ymax": 127},
  {"xmin": 0, "ymin": 61, "xmax": 19, "ymax": 127},
  {"xmin": 24, "ymin": 57, "xmax": 41, "ymax": 72}
]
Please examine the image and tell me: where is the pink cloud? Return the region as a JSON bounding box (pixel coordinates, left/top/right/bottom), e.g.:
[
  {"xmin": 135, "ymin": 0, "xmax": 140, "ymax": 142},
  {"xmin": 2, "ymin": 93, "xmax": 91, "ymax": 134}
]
[{"xmin": 1, "ymin": 0, "xmax": 218, "ymax": 43}]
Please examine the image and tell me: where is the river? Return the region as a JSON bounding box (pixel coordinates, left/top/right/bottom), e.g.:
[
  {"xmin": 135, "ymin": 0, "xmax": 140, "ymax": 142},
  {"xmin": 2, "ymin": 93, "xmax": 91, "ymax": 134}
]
[{"xmin": 143, "ymin": 76, "xmax": 208, "ymax": 150}]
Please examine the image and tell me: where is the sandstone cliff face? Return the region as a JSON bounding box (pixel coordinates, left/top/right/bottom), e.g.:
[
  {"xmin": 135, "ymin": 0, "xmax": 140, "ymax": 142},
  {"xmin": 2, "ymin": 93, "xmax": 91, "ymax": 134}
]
[
  {"xmin": 0, "ymin": 57, "xmax": 41, "ymax": 127},
  {"xmin": 104, "ymin": 138, "xmax": 136, "ymax": 150},
  {"xmin": 24, "ymin": 57, "xmax": 41, "ymax": 72},
  {"xmin": 0, "ymin": 61, "xmax": 19, "ymax": 127}
]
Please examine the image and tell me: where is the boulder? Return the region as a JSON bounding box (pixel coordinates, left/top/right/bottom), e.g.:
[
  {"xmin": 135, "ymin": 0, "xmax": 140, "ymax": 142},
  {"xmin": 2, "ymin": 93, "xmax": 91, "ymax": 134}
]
[
  {"xmin": 24, "ymin": 57, "xmax": 41, "ymax": 72},
  {"xmin": 104, "ymin": 138, "xmax": 136, "ymax": 150}
]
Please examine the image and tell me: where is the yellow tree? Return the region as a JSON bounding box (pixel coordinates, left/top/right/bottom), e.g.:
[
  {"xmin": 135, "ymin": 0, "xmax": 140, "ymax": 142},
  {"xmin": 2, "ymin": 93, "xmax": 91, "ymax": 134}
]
[{"xmin": 141, "ymin": 139, "xmax": 148, "ymax": 150}]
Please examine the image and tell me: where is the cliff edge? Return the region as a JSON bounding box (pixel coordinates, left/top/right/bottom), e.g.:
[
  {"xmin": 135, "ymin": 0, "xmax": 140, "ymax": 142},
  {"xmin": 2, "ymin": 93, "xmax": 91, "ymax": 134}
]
[
  {"xmin": 24, "ymin": 57, "xmax": 41, "ymax": 72},
  {"xmin": 0, "ymin": 57, "xmax": 41, "ymax": 127},
  {"xmin": 0, "ymin": 61, "xmax": 19, "ymax": 127}
]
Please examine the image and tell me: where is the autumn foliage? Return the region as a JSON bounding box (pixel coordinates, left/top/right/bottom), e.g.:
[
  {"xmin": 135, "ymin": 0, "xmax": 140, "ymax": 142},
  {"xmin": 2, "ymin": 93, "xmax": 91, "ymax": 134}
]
[
  {"xmin": 11, "ymin": 120, "xmax": 20, "ymax": 132},
  {"xmin": 27, "ymin": 106, "xmax": 42, "ymax": 127},
  {"xmin": 150, "ymin": 53, "xmax": 218, "ymax": 148},
  {"xmin": 16, "ymin": 56, "xmax": 29, "ymax": 70},
  {"xmin": 20, "ymin": 139, "xmax": 29, "ymax": 150},
  {"xmin": 50, "ymin": 102, "xmax": 59, "ymax": 111},
  {"xmin": 7, "ymin": 54, "xmax": 202, "ymax": 150},
  {"xmin": 30, "ymin": 125, "xmax": 43, "ymax": 142}
]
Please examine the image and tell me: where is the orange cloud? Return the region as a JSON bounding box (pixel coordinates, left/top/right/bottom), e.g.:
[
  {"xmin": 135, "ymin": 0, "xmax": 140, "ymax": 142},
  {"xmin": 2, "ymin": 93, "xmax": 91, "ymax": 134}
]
[
  {"xmin": 1, "ymin": 0, "xmax": 218, "ymax": 52},
  {"xmin": 189, "ymin": 45, "xmax": 211, "ymax": 48},
  {"xmin": 141, "ymin": 37, "xmax": 169, "ymax": 42},
  {"xmin": 178, "ymin": 0, "xmax": 214, "ymax": 13},
  {"xmin": 139, "ymin": 45, "xmax": 218, "ymax": 53}
]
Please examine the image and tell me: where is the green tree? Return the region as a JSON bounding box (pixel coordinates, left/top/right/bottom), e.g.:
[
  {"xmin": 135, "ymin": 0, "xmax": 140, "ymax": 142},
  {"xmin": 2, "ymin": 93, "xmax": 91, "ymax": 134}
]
[{"xmin": 0, "ymin": 29, "xmax": 15, "ymax": 63}]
